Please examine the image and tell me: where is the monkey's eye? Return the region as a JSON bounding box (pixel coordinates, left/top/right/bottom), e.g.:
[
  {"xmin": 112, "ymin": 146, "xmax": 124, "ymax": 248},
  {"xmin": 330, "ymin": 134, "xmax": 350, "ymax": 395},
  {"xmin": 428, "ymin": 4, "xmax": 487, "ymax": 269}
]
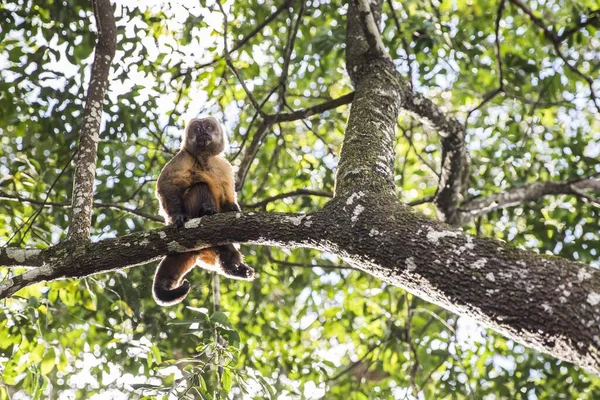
[{"xmin": 202, "ymin": 121, "xmax": 215, "ymax": 132}]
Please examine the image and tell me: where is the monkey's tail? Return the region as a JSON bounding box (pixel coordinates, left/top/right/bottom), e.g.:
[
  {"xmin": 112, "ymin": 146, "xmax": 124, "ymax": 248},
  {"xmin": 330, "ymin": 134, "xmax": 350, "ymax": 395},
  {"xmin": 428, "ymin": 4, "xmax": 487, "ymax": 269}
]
[{"xmin": 153, "ymin": 252, "xmax": 199, "ymax": 306}]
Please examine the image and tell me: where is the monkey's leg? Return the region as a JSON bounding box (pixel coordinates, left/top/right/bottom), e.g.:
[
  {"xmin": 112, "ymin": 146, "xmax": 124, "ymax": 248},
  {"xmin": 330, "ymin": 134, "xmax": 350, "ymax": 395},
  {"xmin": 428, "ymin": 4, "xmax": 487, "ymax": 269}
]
[
  {"xmin": 214, "ymin": 245, "xmax": 257, "ymax": 281},
  {"xmin": 215, "ymin": 196, "xmax": 256, "ymax": 279},
  {"xmin": 153, "ymin": 184, "xmax": 216, "ymax": 306},
  {"xmin": 187, "ymin": 184, "xmax": 256, "ymax": 280},
  {"xmin": 184, "ymin": 184, "xmax": 232, "ymax": 274},
  {"xmin": 220, "ymin": 201, "xmax": 241, "ymax": 213}
]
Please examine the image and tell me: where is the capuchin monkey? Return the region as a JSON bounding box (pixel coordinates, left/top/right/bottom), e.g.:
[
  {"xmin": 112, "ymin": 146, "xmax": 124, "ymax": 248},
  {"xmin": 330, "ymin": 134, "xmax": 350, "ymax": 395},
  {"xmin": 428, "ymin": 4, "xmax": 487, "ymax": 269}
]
[{"xmin": 153, "ymin": 117, "xmax": 256, "ymax": 306}]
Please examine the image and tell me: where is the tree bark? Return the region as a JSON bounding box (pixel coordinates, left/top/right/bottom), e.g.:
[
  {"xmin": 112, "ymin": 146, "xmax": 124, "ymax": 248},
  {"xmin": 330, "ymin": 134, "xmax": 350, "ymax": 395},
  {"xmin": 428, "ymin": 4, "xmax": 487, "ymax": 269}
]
[{"xmin": 67, "ymin": 0, "xmax": 116, "ymax": 242}]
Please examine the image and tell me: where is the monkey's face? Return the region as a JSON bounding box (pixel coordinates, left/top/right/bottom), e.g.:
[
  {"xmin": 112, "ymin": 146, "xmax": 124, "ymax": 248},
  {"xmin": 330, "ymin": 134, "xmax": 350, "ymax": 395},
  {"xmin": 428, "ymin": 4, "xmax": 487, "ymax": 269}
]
[{"xmin": 184, "ymin": 117, "xmax": 225, "ymax": 156}]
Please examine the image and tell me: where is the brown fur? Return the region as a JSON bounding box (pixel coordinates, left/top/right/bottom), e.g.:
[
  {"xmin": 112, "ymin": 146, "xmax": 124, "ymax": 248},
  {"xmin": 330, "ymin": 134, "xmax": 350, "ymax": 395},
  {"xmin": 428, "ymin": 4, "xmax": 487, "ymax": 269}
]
[{"xmin": 153, "ymin": 117, "xmax": 256, "ymax": 306}]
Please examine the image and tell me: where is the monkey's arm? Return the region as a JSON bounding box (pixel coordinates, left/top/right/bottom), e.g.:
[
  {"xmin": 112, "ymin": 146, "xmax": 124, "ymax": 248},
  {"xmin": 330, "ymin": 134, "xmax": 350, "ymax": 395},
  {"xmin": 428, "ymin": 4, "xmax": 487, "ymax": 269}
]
[
  {"xmin": 217, "ymin": 158, "xmax": 241, "ymax": 213},
  {"xmin": 156, "ymin": 156, "xmax": 192, "ymax": 226},
  {"xmin": 157, "ymin": 180, "xmax": 188, "ymax": 226}
]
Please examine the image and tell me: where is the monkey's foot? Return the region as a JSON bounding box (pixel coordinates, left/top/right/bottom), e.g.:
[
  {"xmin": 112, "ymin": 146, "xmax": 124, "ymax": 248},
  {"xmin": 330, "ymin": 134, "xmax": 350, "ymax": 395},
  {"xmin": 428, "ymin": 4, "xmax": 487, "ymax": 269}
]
[
  {"xmin": 220, "ymin": 261, "xmax": 257, "ymax": 281},
  {"xmin": 221, "ymin": 202, "xmax": 241, "ymax": 213},
  {"xmin": 172, "ymin": 214, "xmax": 189, "ymax": 228}
]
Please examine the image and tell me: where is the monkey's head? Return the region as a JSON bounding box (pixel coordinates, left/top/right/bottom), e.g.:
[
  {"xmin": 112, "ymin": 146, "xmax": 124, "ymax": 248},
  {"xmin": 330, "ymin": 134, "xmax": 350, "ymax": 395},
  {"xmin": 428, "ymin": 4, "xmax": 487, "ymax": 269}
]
[{"xmin": 183, "ymin": 117, "xmax": 225, "ymax": 156}]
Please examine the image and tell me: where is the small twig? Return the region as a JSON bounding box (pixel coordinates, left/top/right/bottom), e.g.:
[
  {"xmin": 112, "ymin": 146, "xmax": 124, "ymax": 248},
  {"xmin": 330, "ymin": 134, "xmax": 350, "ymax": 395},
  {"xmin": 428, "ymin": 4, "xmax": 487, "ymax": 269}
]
[
  {"xmin": 406, "ymin": 196, "xmax": 435, "ymax": 207},
  {"xmin": 212, "ymin": 273, "xmax": 223, "ymax": 397},
  {"xmin": 465, "ymin": 0, "xmax": 505, "ymax": 122},
  {"xmin": 173, "ymin": 0, "xmax": 294, "ymax": 79},
  {"xmin": 385, "ymin": 0, "xmax": 412, "ymax": 85},
  {"xmin": 235, "ymin": 93, "xmax": 354, "ymax": 191},
  {"xmin": 217, "ymin": 0, "xmax": 265, "ymax": 117},
  {"xmin": 326, "ymin": 338, "xmax": 391, "ymax": 382},
  {"xmin": 558, "ymin": 10, "xmax": 600, "ymax": 41},
  {"xmin": 399, "ymin": 123, "xmax": 440, "ymax": 178},
  {"xmin": 4, "ymin": 151, "xmax": 78, "ymax": 247},
  {"xmin": 241, "ymin": 189, "xmax": 333, "ymax": 209},
  {"xmin": 230, "ymin": 84, "xmax": 280, "ymax": 162},
  {"xmin": 272, "ymin": 92, "xmax": 354, "ymax": 124},
  {"xmin": 278, "ymin": 1, "xmax": 305, "ymax": 104},
  {"xmin": 0, "ymin": 191, "xmax": 163, "ymax": 223},
  {"xmin": 508, "ymin": 0, "xmax": 600, "ymax": 113}
]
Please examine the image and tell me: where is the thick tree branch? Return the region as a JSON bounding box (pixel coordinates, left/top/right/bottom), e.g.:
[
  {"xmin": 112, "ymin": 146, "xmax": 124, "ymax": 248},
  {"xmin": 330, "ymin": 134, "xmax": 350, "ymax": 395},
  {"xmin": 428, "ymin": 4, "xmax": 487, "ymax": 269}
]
[
  {"xmin": 343, "ymin": 0, "xmax": 467, "ymax": 219},
  {"xmin": 337, "ymin": 0, "xmax": 401, "ymax": 197},
  {"xmin": 322, "ymin": 196, "xmax": 600, "ymax": 375},
  {"xmin": 0, "ymin": 212, "xmax": 316, "ymax": 298},
  {"xmin": 0, "ymin": 248, "xmax": 44, "ymax": 268},
  {"xmin": 67, "ymin": 0, "xmax": 116, "ymax": 242},
  {"xmin": 456, "ymin": 176, "xmax": 600, "ymax": 225},
  {"xmin": 3, "ymin": 201, "xmax": 600, "ymax": 374}
]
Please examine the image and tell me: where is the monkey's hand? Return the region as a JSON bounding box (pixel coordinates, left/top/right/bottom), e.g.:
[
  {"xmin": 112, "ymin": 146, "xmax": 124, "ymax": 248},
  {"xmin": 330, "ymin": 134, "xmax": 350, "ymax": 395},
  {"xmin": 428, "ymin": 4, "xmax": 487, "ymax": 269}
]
[
  {"xmin": 198, "ymin": 202, "xmax": 217, "ymax": 217},
  {"xmin": 171, "ymin": 214, "xmax": 189, "ymax": 228}
]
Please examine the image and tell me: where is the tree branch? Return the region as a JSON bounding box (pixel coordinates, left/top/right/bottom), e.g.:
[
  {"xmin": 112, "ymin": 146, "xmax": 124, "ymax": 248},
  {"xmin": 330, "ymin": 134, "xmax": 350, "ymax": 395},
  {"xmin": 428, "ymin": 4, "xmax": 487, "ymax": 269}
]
[
  {"xmin": 508, "ymin": 0, "xmax": 600, "ymax": 113},
  {"xmin": 241, "ymin": 189, "xmax": 333, "ymax": 209},
  {"xmin": 218, "ymin": 0, "xmax": 265, "ymax": 117},
  {"xmin": 0, "ymin": 212, "xmax": 316, "ymax": 298},
  {"xmin": 336, "ymin": 0, "xmax": 401, "ymax": 197},
  {"xmin": 0, "ymin": 248, "xmax": 44, "ymax": 268},
  {"xmin": 465, "ymin": 0, "xmax": 505, "ymax": 121},
  {"xmin": 403, "ymin": 93, "xmax": 467, "ymax": 224},
  {"xmin": 354, "ymin": 0, "xmax": 389, "ymax": 58},
  {"xmin": 0, "ymin": 191, "xmax": 163, "ymax": 223},
  {"xmin": 344, "ymin": 0, "xmax": 468, "ymax": 218},
  {"xmin": 173, "ymin": 0, "xmax": 294, "ymax": 79},
  {"xmin": 235, "ymin": 93, "xmax": 354, "ymax": 191},
  {"xmin": 67, "ymin": 0, "xmax": 116, "ymax": 242},
  {"xmin": 456, "ymin": 176, "xmax": 600, "ymax": 225},
  {"xmin": 272, "ymin": 92, "xmax": 355, "ymax": 124},
  {"xmin": 558, "ymin": 10, "xmax": 600, "ymax": 41}
]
